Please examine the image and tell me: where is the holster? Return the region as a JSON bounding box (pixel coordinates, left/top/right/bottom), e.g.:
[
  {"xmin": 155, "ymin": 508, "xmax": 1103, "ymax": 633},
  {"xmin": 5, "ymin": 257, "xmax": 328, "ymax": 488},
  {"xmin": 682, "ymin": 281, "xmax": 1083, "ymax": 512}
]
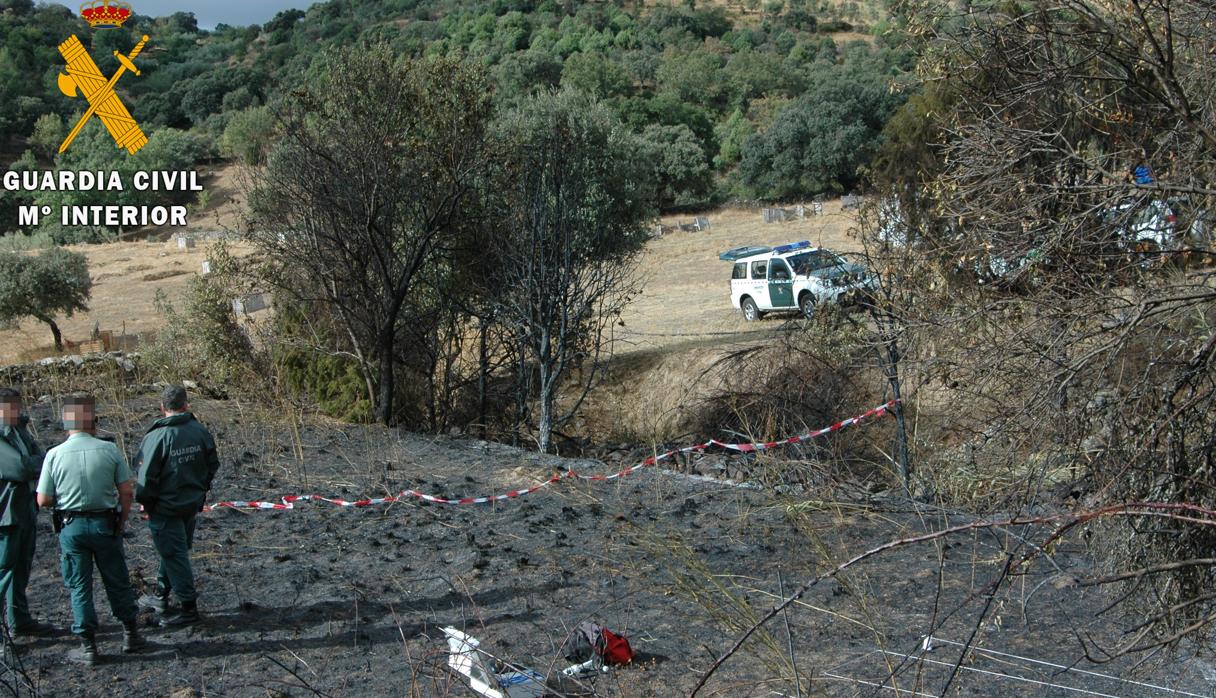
[{"xmin": 51, "ymin": 510, "xmax": 65, "ymax": 533}]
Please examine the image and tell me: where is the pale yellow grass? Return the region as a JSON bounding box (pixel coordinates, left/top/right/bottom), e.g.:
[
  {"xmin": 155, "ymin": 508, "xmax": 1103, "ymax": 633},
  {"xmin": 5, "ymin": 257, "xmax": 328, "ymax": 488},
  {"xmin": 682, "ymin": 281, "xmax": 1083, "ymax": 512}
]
[
  {"xmin": 182, "ymin": 162, "xmax": 248, "ymax": 235},
  {"xmin": 618, "ymin": 202, "xmax": 860, "ymax": 353},
  {"xmin": 0, "ymin": 161, "xmax": 252, "ymax": 365},
  {"xmin": 577, "ymin": 201, "xmax": 862, "ymax": 441},
  {"xmin": 0, "ymin": 239, "xmax": 252, "ymax": 365}
]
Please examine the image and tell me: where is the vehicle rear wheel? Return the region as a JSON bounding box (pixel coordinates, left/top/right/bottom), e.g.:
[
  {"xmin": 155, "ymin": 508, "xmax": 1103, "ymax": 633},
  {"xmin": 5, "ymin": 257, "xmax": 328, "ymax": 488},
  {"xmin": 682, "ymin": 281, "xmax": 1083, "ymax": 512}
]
[
  {"xmin": 799, "ymin": 293, "xmax": 816, "ymax": 320},
  {"xmin": 741, "ymin": 297, "xmax": 760, "ymax": 322}
]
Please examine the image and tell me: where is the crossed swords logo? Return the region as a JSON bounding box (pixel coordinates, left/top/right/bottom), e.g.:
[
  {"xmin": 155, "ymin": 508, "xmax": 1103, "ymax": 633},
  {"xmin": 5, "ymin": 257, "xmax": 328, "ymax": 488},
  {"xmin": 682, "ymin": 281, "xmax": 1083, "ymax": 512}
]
[{"xmin": 56, "ymin": 34, "xmax": 149, "ymax": 155}]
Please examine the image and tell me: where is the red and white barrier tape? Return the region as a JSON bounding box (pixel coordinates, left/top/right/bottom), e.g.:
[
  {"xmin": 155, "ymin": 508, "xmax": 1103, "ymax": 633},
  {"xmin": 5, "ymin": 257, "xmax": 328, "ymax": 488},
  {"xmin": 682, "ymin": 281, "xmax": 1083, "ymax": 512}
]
[{"xmin": 203, "ymin": 400, "xmax": 898, "ymax": 511}]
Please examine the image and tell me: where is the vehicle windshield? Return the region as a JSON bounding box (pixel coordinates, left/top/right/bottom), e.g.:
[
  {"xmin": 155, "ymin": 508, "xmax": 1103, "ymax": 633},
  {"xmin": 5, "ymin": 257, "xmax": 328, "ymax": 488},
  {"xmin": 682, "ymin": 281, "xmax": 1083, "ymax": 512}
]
[{"xmin": 787, "ymin": 250, "xmax": 844, "ymax": 275}]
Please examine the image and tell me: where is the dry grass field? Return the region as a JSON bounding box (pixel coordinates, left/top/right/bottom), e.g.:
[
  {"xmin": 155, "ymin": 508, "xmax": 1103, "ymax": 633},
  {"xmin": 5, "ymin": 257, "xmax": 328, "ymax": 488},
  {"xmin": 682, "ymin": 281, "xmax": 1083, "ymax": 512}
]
[
  {"xmin": 0, "ymin": 162, "xmax": 250, "ymax": 365},
  {"xmin": 574, "ymin": 201, "xmax": 863, "ymax": 441},
  {"xmin": 619, "ymin": 201, "xmax": 861, "ymax": 353},
  {"xmin": 0, "ymin": 198, "xmax": 863, "ymax": 441},
  {"xmin": 0, "ymin": 239, "xmax": 250, "ymax": 365}
]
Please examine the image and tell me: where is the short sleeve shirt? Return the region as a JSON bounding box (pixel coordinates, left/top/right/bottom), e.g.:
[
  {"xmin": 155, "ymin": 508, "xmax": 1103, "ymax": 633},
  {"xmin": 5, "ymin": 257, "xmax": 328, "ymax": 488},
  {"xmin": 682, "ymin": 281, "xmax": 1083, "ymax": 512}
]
[{"xmin": 36, "ymin": 433, "xmax": 131, "ymax": 511}]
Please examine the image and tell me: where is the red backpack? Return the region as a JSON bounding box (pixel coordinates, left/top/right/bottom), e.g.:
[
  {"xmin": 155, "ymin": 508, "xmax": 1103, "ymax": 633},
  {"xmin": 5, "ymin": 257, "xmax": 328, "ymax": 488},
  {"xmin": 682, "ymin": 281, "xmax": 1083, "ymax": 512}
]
[
  {"xmin": 562, "ymin": 622, "xmax": 635, "ymax": 666},
  {"xmin": 599, "ymin": 628, "xmax": 634, "ymax": 665}
]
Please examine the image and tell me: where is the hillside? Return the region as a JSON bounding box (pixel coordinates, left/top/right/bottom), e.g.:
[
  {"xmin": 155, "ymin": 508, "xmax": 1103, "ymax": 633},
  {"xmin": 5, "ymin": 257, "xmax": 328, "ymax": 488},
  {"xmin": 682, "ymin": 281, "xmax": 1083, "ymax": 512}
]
[
  {"xmin": 2, "ymin": 0, "xmax": 1215, "ymax": 692},
  {"xmin": 1, "ymin": 0, "xmax": 911, "ymax": 246},
  {"xmin": 0, "ymin": 198, "xmax": 853, "ymax": 358},
  {"xmin": 5, "ymin": 392, "xmax": 1210, "ymax": 696}
]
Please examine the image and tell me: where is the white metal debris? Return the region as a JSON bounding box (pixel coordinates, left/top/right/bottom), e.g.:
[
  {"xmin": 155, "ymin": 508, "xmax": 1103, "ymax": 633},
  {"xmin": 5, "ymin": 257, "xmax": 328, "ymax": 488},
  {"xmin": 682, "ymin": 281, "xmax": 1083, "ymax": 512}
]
[{"xmin": 442, "ymin": 627, "xmax": 545, "ymax": 698}]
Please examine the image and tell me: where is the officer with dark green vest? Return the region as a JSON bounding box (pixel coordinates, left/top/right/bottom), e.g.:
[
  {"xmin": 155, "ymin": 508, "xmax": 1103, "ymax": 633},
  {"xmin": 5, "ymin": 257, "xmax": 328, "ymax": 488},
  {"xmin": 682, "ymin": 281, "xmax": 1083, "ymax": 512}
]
[
  {"xmin": 135, "ymin": 385, "xmax": 219, "ymax": 627},
  {"xmin": 36, "ymin": 395, "xmax": 146, "ymax": 666},
  {"xmin": 0, "ymin": 387, "xmax": 53, "ymax": 642}
]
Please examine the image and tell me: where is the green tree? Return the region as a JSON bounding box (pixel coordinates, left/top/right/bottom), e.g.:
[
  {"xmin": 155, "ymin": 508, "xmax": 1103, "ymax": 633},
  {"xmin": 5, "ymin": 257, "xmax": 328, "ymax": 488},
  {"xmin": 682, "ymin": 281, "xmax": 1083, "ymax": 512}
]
[
  {"xmin": 724, "ymin": 49, "xmax": 787, "ymax": 106},
  {"xmin": 616, "ymin": 93, "xmax": 717, "ymax": 160},
  {"xmin": 738, "ymin": 73, "xmax": 903, "ymax": 197},
  {"xmin": 494, "ymin": 50, "xmax": 563, "ymax": 101},
  {"xmin": 713, "ymin": 107, "xmax": 753, "ymax": 168},
  {"xmin": 28, "ymin": 113, "xmax": 64, "ymax": 159},
  {"xmin": 33, "ymin": 122, "xmax": 206, "ymax": 241},
  {"xmin": 560, "ymin": 51, "xmax": 633, "ymax": 98},
  {"xmin": 249, "ymin": 47, "xmax": 494, "ymax": 426},
  {"xmin": 656, "ymin": 47, "xmax": 727, "ymax": 107},
  {"xmin": 265, "ymin": 8, "xmax": 305, "ymax": 41},
  {"xmin": 173, "ymin": 67, "xmax": 266, "ymax": 126},
  {"xmin": 0, "ymin": 248, "xmax": 91, "ymax": 352},
  {"xmin": 220, "ymin": 105, "xmax": 276, "ymax": 166},
  {"xmin": 639, "ymin": 123, "xmax": 711, "ymax": 207},
  {"xmin": 0, "ymin": 151, "xmax": 36, "ymax": 235},
  {"xmin": 490, "ymin": 90, "xmax": 654, "ymax": 452},
  {"xmin": 870, "ymin": 80, "xmax": 955, "ymax": 189}
]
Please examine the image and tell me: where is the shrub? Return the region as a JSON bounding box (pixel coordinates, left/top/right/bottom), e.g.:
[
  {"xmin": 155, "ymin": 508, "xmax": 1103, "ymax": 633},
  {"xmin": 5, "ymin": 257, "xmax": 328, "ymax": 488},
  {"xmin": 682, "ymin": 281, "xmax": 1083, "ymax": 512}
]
[{"xmin": 140, "ymin": 245, "xmax": 258, "ymax": 390}]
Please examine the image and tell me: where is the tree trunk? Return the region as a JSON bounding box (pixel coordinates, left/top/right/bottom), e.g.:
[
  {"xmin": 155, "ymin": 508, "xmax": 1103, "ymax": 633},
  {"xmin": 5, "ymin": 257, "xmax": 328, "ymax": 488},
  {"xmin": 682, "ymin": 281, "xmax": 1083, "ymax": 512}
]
[
  {"xmin": 537, "ymin": 329, "xmax": 554, "ymax": 453},
  {"xmin": 537, "ymin": 382, "xmax": 553, "ymax": 454},
  {"xmin": 44, "ymin": 317, "xmax": 63, "ymax": 353},
  {"xmin": 376, "ymin": 341, "xmax": 395, "ymax": 426},
  {"xmin": 886, "ymin": 336, "xmax": 911, "ymax": 492},
  {"xmin": 868, "ymin": 299, "xmax": 910, "ymax": 492},
  {"xmin": 478, "ymin": 317, "xmax": 489, "ymax": 439}
]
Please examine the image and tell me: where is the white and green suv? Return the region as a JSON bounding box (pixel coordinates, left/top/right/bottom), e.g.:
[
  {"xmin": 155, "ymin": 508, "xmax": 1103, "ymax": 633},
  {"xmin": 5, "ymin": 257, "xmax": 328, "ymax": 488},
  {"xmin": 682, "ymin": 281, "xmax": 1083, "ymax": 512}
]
[{"xmin": 720, "ymin": 240, "xmax": 875, "ymax": 321}]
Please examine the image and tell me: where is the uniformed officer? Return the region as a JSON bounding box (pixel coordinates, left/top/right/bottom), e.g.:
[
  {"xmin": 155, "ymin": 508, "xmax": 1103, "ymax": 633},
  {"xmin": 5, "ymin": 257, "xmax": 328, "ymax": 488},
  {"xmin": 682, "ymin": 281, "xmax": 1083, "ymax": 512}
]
[
  {"xmin": 0, "ymin": 387, "xmax": 52, "ymax": 641},
  {"xmin": 135, "ymin": 385, "xmax": 219, "ymax": 627},
  {"xmin": 36, "ymin": 395, "xmax": 146, "ymax": 666}
]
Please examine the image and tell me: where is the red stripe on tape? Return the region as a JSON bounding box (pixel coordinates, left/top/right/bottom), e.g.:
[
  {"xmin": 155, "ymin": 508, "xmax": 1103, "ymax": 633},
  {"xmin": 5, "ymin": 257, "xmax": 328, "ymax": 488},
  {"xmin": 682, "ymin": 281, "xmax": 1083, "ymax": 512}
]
[{"xmin": 204, "ymin": 400, "xmax": 897, "ymax": 511}]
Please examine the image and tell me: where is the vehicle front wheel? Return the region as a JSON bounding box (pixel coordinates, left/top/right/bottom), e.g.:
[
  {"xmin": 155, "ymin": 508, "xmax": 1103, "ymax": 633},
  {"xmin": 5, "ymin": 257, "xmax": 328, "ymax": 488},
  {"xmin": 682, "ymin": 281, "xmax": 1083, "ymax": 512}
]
[
  {"xmin": 741, "ymin": 297, "xmax": 761, "ymax": 322},
  {"xmin": 799, "ymin": 293, "xmax": 816, "ymax": 320}
]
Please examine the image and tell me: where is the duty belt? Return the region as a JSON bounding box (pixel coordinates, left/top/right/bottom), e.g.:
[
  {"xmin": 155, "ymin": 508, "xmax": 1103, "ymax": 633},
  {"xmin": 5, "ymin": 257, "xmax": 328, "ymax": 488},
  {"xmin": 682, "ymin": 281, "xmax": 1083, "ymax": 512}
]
[{"xmin": 52, "ymin": 509, "xmax": 118, "ymax": 534}]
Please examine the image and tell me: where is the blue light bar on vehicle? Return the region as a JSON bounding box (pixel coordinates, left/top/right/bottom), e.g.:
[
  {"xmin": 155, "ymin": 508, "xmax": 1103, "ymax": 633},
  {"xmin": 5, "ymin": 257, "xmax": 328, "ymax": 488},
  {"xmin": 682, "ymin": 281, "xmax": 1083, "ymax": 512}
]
[{"xmin": 772, "ymin": 240, "xmax": 811, "ymax": 254}]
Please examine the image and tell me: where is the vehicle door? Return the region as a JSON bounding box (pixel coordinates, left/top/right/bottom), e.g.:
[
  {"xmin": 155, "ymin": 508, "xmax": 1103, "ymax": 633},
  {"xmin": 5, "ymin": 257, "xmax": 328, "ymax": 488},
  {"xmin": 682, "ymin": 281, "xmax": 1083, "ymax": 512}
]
[
  {"xmin": 768, "ymin": 259, "xmax": 795, "ymax": 308},
  {"xmin": 749, "ymin": 260, "xmax": 771, "ymax": 309},
  {"xmin": 730, "ymin": 262, "xmax": 748, "ymax": 306}
]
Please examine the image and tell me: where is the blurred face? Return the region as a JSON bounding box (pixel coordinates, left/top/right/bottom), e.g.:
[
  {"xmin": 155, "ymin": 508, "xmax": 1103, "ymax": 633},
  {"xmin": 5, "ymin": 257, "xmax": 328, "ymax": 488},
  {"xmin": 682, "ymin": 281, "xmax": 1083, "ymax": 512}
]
[
  {"xmin": 63, "ymin": 404, "xmax": 95, "ymax": 432},
  {"xmin": 0, "ymin": 400, "xmax": 21, "ymax": 428}
]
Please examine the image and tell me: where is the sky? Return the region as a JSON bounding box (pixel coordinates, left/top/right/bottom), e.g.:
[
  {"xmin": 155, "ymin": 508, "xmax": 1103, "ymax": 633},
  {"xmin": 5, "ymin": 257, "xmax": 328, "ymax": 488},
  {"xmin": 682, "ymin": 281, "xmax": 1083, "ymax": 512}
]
[{"xmin": 51, "ymin": 0, "xmax": 312, "ymax": 29}]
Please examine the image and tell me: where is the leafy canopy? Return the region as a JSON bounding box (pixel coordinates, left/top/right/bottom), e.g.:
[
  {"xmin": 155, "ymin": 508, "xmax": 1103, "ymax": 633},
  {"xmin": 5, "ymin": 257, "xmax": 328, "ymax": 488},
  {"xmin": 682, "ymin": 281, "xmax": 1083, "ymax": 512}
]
[{"xmin": 0, "ymin": 248, "xmax": 92, "ymax": 337}]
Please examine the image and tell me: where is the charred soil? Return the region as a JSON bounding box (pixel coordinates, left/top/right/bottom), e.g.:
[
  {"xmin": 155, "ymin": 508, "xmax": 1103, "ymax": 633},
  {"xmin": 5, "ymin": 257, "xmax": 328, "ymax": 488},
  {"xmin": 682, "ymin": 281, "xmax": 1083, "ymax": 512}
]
[{"xmin": 7, "ymin": 394, "xmax": 1212, "ymax": 697}]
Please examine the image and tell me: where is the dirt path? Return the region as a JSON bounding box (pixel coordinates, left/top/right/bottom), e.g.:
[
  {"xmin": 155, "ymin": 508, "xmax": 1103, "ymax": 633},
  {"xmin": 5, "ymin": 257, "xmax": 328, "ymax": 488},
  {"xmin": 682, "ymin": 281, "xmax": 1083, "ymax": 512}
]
[{"xmin": 7, "ymin": 395, "xmax": 1211, "ymax": 696}]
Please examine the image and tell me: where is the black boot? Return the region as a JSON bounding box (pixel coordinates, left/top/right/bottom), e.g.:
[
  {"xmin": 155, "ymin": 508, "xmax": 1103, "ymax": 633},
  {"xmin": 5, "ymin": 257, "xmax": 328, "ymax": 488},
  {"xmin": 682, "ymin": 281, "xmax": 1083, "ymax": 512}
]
[
  {"xmin": 122, "ymin": 622, "xmax": 147, "ymax": 653},
  {"xmin": 12, "ymin": 620, "xmax": 55, "ymax": 638},
  {"xmin": 68, "ymin": 635, "xmax": 97, "ymax": 666},
  {"xmin": 159, "ymin": 601, "xmax": 200, "ymax": 628}
]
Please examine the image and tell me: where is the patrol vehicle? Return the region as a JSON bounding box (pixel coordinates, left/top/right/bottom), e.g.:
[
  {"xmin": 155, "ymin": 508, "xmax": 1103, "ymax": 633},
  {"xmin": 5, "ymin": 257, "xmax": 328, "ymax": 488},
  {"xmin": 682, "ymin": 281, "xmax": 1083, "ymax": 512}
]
[{"xmin": 719, "ymin": 240, "xmax": 875, "ymax": 321}]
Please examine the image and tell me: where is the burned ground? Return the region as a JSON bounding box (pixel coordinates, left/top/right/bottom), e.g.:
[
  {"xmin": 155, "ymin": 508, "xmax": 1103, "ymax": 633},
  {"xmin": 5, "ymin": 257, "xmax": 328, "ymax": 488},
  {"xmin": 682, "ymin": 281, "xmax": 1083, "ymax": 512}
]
[{"xmin": 5, "ymin": 394, "xmax": 1212, "ymax": 697}]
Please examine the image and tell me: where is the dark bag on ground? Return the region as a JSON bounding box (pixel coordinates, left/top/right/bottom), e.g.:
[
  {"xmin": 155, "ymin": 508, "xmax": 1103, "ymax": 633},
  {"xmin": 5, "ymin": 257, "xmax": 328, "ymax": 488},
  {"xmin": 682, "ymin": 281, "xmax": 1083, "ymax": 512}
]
[{"xmin": 561, "ymin": 621, "xmax": 635, "ymax": 666}]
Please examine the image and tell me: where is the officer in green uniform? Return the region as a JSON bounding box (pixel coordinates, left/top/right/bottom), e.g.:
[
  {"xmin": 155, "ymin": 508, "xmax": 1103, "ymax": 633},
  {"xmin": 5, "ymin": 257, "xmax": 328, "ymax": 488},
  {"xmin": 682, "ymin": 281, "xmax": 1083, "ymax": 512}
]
[
  {"xmin": 0, "ymin": 387, "xmax": 52, "ymax": 641},
  {"xmin": 36, "ymin": 395, "xmax": 146, "ymax": 666},
  {"xmin": 135, "ymin": 385, "xmax": 219, "ymax": 627}
]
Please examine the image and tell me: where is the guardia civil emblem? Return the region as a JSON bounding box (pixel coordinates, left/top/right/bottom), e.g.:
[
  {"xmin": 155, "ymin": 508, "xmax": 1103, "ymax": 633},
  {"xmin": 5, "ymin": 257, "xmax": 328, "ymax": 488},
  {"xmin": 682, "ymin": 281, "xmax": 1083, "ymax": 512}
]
[{"xmin": 56, "ymin": 1, "xmax": 149, "ymax": 155}]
